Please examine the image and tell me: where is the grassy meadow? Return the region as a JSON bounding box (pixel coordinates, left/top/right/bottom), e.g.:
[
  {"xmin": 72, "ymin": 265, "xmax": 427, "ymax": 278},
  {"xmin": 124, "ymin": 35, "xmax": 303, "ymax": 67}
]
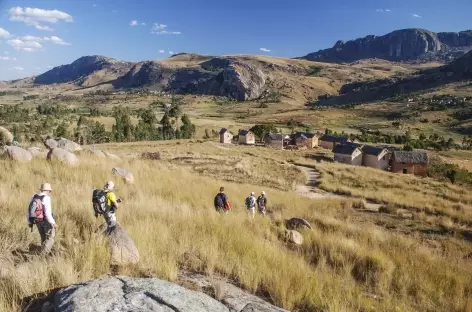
[{"xmin": 0, "ymin": 143, "xmax": 471, "ymax": 312}]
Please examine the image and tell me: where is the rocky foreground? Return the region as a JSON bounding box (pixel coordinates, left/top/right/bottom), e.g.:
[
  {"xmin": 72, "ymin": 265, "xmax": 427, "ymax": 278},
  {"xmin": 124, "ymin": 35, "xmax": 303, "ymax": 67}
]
[{"xmin": 45, "ymin": 275, "xmax": 288, "ymax": 312}]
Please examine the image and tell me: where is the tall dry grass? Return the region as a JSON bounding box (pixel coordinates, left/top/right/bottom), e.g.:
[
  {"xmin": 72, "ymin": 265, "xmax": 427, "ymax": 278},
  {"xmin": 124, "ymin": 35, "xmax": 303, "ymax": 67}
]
[{"xmin": 0, "ymin": 154, "xmax": 471, "ymax": 312}]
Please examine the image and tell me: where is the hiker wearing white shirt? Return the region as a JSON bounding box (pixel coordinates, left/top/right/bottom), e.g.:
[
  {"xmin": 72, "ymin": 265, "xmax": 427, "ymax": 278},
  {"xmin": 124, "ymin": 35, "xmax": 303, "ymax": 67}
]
[{"xmin": 27, "ymin": 183, "xmax": 56, "ymax": 255}]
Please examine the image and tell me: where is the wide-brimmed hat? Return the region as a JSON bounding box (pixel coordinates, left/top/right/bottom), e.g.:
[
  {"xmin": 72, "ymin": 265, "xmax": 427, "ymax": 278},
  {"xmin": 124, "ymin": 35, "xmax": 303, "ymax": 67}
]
[
  {"xmin": 251, "ymin": 192, "xmax": 255, "ymax": 196},
  {"xmin": 104, "ymin": 180, "xmax": 115, "ymax": 190},
  {"xmin": 261, "ymin": 191, "xmax": 266, "ymax": 195},
  {"xmin": 40, "ymin": 183, "xmax": 53, "ymax": 191}
]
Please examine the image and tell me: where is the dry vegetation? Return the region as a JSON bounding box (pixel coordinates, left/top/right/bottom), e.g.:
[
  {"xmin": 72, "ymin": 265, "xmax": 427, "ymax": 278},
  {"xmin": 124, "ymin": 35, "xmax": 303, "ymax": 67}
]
[{"xmin": 0, "ymin": 143, "xmax": 471, "ymax": 312}]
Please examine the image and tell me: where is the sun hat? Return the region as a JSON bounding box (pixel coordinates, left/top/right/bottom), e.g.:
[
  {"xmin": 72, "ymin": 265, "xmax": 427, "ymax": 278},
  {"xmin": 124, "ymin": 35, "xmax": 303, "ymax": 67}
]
[
  {"xmin": 251, "ymin": 192, "xmax": 255, "ymax": 196},
  {"xmin": 261, "ymin": 191, "xmax": 266, "ymax": 195},
  {"xmin": 40, "ymin": 183, "xmax": 53, "ymax": 192},
  {"xmin": 104, "ymin": 180, "xmax": 115, "ymax": 190}
]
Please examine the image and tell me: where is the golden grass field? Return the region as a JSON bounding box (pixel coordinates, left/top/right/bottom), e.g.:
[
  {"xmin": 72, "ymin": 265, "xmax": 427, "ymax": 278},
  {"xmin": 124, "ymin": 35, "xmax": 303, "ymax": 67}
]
[{"xmin": 0, "ymin": 140, "xmax": 471, "ymax": 312}]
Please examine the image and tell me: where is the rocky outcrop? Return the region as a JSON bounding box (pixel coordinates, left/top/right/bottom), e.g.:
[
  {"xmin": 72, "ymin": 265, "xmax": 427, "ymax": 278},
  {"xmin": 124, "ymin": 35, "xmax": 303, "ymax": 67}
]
[
  {"xmin": 2, "ymin": 146, "xmax": 32, "ymax": 162},
  {"xmin": 44, "ymin": 138, "xmax": 58, "ymax": 149},
  {"xmin": 47, "ymin": 148, "xmax": 79, "ymax": 166},
  {"xmin": 300, "ymin": 28, "xmax": 472, "ymax": 63},
  {"xmin": 284, "ymin": 230, "xmax": 303, "ymax": 246},
  {"xmin": 34, "ymin": 55, "xmax": 133, "ymax": 85},
  {"xmin": 0, "ymin": 126, "xmax": 13, "ymax": 146},
  {"xmin": 107, "ymin": 223, "xmax": 140, "ymax": 266},
  {"xmin": 285, "ymin": 218, "xmax": 312, "ymax": 230},
  {"xmin": 27, "ymin": 147, "xmax": 47, "ymax": 158},
  {"xmin": 53, "ymin": 276, "xmax": 229, "ymax": 312},
  {"xmin": 56, "ymin": 138, "xmax": 82, "ymax": 152}
]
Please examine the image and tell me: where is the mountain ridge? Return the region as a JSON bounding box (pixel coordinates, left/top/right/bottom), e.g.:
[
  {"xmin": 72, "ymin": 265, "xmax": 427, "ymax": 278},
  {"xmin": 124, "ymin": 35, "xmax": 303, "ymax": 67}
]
[{"xmin": 300, "ymin": 28, "xmax": 472, "ymax": 63}]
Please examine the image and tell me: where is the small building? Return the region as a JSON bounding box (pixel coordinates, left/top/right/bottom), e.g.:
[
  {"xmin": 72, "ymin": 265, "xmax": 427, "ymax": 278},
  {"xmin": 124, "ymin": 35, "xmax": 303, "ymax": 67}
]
[
  {"xmin": 219, "ymin": 128, "xmax": 234, "ymax": 144},
  {"xmin": 319, "ymin": 135, "xmax": 350, "ymax": 150},
  {"xmin": 333, "ymin": 144, "xmax": 363, "ymax": 166},
  {"xmin": 264, "ymin": 133, "xmax": 284, "ymax": 149},
  {"xmin": 391, "ymin": 150, "xmax": 429, "ymax": 177},
  {"xmin": 238, "ymin": 130, "xmax": 255, "ymax": 145},
  {"xmin": 293, "ymin": 132, "xmax": 319, "ymax": 148},
  {"xmin": 362, "ymin": 145, "xmax": 390, "ymax": 170}
]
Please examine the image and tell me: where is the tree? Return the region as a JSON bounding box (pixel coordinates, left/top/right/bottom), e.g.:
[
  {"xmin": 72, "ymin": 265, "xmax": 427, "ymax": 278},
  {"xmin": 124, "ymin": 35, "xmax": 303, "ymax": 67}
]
[
  {"xmin": 446, "ymin": 169, "xmax": 457, "ymax": 184},
  {"xmin": 180, "ymin": 115, "xmax": 196, "ymax": 139},
  {"xmin": 287, "ymin": 119, "xmax": 297, "ymax": 134},
  {"xmin": 250, "ymin": 124, "xmax": 278, "ymax": 141},
  {"xmin": 419, "ymin": 133, "xmax": 426, "ymax": 141},
  {"xmin": 54, "ymin": 122, "xmax": 69, "ymax": 139},
  {"xmin": 87, "ymin": 121, "xmax": 108, "ymax": 144},
  {"xmin": 112, "ymin": 106, "xmax": 134, "ymax": 142}
]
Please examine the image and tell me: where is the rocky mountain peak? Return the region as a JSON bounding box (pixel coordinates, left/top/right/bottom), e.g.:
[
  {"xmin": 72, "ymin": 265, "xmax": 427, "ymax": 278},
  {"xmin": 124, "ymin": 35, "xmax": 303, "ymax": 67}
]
[{"xmin": 300, "ymin": 28, "xmax": 472, "ymax": 63}]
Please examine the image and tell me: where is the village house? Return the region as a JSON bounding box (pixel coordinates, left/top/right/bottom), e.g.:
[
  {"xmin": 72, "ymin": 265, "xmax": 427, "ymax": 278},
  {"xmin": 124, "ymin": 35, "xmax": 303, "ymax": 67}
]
[
  {"xmin": 264, "ymin": 133, "xmax": 284, "ymax": 149},
  {"xmin": 238, "ymin": 130, "xmax": 256, "ymax": 145},
  {"xmin": 293, "ymin": 132, "xmax": 319, "ymax": 148},
  {"xmin": 319, "ymin": 135, "xmax": 350, "ymax": 150},
  {"xmin": 219, "ymin": 128, "xmax": 234, "ymax": 144},
  {"xmin": 333, "ymin": 144, "xmax": 363, "ymax": 166},
  {"xmin": 362, "ymin": 145, "xmax": 390, "ymax": 170},
  {"xmin": 391, "ymin": 150, "xmax": 429, "ymax": 177}
]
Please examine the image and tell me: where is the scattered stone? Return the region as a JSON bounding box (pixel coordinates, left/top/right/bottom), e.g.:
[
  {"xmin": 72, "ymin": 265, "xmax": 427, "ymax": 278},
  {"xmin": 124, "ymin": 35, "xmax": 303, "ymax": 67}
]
[
  {"xmin": 56, "ymin": 137, "xmax": 82, "ymax": 152},
  {"xmin": 44, "ymin": 138, "xmax": 58, "ymax": 149},
  {"xmin": 106, "ymin": 223, "xmax": 140, "ymax": 266},
  {"xmin": 53, "ymin": 276, "xmax": 229, "ymax": 312},
  {"xmin": 3, "ymin": 146, "xmax": 33, "ymax": 162},
  {"xmin": 284, "ymin": 229, "xmax": 303, "ymax": 246},
  {"xmin": 0, "ymin": 126, "xmax": 13, "ymax": 146},
  {"xmin": 112, "ymin": 168, "xmax": 135, "ymax": 184},
  {"xmin": 86, "ymin": 149, "xmax": 107, "ymax": 158},
  {"xmin": 285, "ymin": 218, "xmax": 312, "ymax": 230},
  {"xmin": 47, "ymin": 148, "xmax": 79, "ymax": 166},
  {"xmin": 396, "ymin": 209, "xmax": 414, "ymax": 219}
]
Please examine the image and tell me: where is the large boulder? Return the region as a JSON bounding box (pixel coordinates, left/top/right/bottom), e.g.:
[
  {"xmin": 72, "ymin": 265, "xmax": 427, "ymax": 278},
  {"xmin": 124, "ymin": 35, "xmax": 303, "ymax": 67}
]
[
  {"xmin": 103, "ymin": 151, "xmax": 120, "ymax": 160},
  {"xmin": 285, "ymin": 218, "xmax": 312, "ymax": 230},
  {"xmin": 44, "ymin": 138, "xmax": 58, "ymax": 149},
  {"xmin": 112, "ymin": 167, "xmax": 135, "ymax": 184},
  {"xmin": 27, "ymin": 147, "xmax": 47, "ymax": 158},
  {"xmin": 284, "ymin": 230, "xmax": 303, "ymax": 246},
  {"xmin": 47, "ymin": 148, "xmax": 79, "ymax": 166},
  {"xmin": 85, "ymin": 149, "xmax": 107, "ymax": 158},
  {"xmin": 3, "ymin": 146, "xmax": 33, "ymax": 162},
  {"xmin": 53, "ymin": 276, "xmax": 229, "ymax": 312},
  {"xmin": 0, "ymin": 126, "xmax": 13, "ymax": 146},
  {"xmin": 107, "ymin": 223, "xmax": 140, "ymax": 266},
  {"xmin": 56, "ymin": 137, "xmax": 82, "ymax": 152}
]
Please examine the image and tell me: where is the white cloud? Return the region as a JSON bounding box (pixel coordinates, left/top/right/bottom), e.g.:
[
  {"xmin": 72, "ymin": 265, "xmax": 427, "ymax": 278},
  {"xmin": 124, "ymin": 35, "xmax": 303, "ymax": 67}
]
[
  {"xmin": 385, "ymin": 9, "xmax": 391, "ymax": 12},
  {"xmin": 7, "ymin": 39, "xmax": 43, "ymax": 52},
  {"xmin": 0, "ymin": 56, "xmax": 16, "ymax": 61},
  {"xmin": 8, "ymin": 7, "xmax": 73, "ymax": 30},
  {"xmin": 376, "ymin": 9, "xmax": 384, "ymax": 12},
  {"xmin": 159, "ymin": 50, "xmax": 165, "ymax": 53},
  {"xmin": 47, "ymin": 65, "xmax": 53, "ymax": 69},
  {"xmin": 260, "ymin": 48, "xmax": 271, "ymax": 52},
  {"xmin": 4, "ymin": 51, "xmax": 10, "ymax": 55},
  {"xmin": 12, "ymin": 66, "xmax": 24, "ymax": 71},
  {"xmin": 130, "ymin": 20, "xmax": 138, "ymax": 26},
  {"xmin": 376, "ymin": 9, "xmax": 391, "ymax": 13},
  {"xmin": 35, "ymin": 67, "xmax": 41, "ymax": 70},
  {"xmin": 141, "ymin": 22, "xmax": 146, "ymax": 26},
  {"xmin": 19, "ymin": 35, "xmax": 70, "ymax": 46},
  {"xmin": 93, "ymin": 4, "xmax": 97, "ymax": 7},
  {"xmin": 412, "ymin": 13, "xmax": 422, "ymax": 18},
  {"xmin": 168, "ymin": 51, "xmax": 174, "ymax": 55},
  {"xmin": 0, "ymin": 27, "xmax": 10, "ymax": 38},
  {"xmin": 35, "ymin": 24, "xmax": 55, "ymax": 31},
  {"xmin": 152, "ymin": 23, "xmax": 181, "ymax": 35}
]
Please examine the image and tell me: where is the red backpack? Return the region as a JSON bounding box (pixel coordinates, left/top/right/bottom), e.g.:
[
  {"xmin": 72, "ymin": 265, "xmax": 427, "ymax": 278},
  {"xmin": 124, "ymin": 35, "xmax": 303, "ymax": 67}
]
[{"xmin": 28, "ymin": 194, "xmax": 45, "ymax": 224}]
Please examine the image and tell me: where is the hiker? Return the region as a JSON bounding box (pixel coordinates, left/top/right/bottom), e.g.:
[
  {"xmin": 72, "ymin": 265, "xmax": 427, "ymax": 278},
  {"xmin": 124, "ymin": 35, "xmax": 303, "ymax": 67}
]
[
  {"xmin": 27, "ymin": 183, "xmax": 56, "ymax": 255},
  {"xmin": 214, "ymin": 187, "xmax": 231, "ymax": 213},
  {"xmin": 257, "ymin": 191, "xmax": 267, "ymax": 216},
  {"xmin": 245, "ymin": 192, "xmax": 257, "ymax": 218},
  {"xmin": 92, "ymin": 180, "xmax": 121, "ymax": 229}
]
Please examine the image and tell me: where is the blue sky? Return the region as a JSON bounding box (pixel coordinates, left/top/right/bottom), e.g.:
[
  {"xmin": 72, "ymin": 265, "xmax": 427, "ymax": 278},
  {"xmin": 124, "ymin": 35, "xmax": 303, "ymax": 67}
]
[{"xmin": 0, "ymin": 0, "xmax": 471, "ymax": 80}]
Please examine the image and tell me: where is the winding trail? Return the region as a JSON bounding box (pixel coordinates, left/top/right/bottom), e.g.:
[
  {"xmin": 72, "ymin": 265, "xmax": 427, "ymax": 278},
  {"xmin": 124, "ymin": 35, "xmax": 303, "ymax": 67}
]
[{"xmin": 293, "ymin": 164, "xmax": 382, "ymax": 211}]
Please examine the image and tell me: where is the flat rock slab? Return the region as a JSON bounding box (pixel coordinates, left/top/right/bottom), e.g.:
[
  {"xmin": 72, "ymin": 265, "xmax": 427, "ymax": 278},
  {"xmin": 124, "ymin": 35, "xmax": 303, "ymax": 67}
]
[{"xmin": 53, "ymin": 276, "xmax": 230, "ymax": 312}]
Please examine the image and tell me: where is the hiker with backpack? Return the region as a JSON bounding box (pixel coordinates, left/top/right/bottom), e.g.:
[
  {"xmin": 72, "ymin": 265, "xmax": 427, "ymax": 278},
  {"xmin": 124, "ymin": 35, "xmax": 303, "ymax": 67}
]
[
  {"xmin": 92, "ymin": 180, "xmax": 122, "ymax": 229},
  {"xmin": 214, "ymin": 187, "xmax": 231, "ymax": 214},
  {"xmin": 257, "ymin": 191, "xmax": 267, "ymax": 216},
  {"xmin": 27, "ymin": 183, "xmax": 56, "ymax": 255},
  {"xmin": 245, "ymin": 192, "xmax": 257, "ymax": 219}
]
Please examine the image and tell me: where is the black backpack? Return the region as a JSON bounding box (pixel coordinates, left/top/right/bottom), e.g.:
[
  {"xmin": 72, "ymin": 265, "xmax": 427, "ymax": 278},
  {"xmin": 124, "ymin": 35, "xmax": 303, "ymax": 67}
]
[
  {"xmin": 92, "ymin": 189, "xmax": 108, "ymax": 215},
  {"xmin": 215, "ymin": 193, "xmax": 225, "ymax": 208},
  {"xmin": 28, "ymin": 194, "xmax": 45, "ymax": 224}
]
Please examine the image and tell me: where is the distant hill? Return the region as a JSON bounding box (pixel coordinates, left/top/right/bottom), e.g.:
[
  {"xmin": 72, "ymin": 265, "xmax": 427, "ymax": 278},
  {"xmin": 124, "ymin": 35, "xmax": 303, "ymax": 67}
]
[
  {"xmin": 8, "ymin": 53, "xmax": 422, "ymax": 102},
  {"xmin": 300, "ymin": 28, "xmax": 472, "ymax": 63}
]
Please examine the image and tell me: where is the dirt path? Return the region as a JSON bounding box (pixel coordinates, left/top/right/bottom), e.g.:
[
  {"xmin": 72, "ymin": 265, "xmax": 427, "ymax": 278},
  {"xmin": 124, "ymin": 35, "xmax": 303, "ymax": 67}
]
[{"xmin": 293, "ymin": 164, "xmax": 382, "ymax": 211}]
